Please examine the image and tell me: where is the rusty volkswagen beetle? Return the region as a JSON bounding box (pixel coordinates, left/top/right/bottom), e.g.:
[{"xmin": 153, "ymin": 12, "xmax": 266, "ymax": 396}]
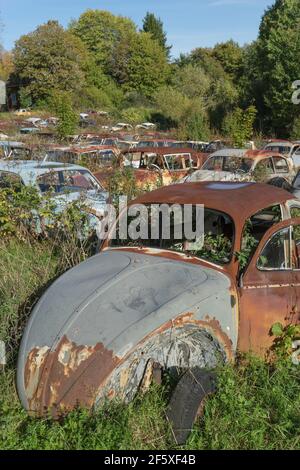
[{"xmin": 17, "ymin": 182, "xmax": 300, "ymax": 424}]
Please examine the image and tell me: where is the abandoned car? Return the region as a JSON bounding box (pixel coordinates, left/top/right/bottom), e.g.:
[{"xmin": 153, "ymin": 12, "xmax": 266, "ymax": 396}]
[
  {"xmin": 94, "ymin": 146, "xmax": 207, "ymax": 190},
  {"xmin": 0, "ymin": 160, "xmax": 109, "ymax": 234},
  {"xmin": 135, "ymin": 138, "xmax": 178, "ymax": 148},
  {"xmin": 264, "ymin": 140, "xmax": 300, "ymax": 169},
  {"xmin": 43, "ymin": 145, "xmax": 119, "ymax": 171},
  {"xmin": 135, "ymin": 122, "xmax": 156, "ymax": 130},
  {"xmin": 17, "ymin": 181, "xmax": 300, "ymax": 430},
  {"xmin": 111, "ymin": 123, "xmax": 133, "ymax": 132},
  {"xmin": 183, "ymin": 149, "xmax": 295, "ymax": 189}
]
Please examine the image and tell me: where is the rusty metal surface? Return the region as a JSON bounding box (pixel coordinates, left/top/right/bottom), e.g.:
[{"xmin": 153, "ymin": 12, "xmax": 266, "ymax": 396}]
[
  {"xmin": 94, "ymin": 146, "xmax": 206, "ymax": 189},
  {"xmin": 238, "ymin": 218, "xmax": 300, "ymax": 354},
  {"xmin": 131, "ymin": 182, "xmax": 294, "ymax": 228},
  {"xmin": 17, "ymin": 249, "xmax": 236, "ymax": 415}
]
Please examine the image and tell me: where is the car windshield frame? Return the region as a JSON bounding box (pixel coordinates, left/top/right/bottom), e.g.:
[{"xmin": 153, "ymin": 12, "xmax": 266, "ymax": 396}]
[
  {"xmin": 265, "ymin": 145, "xmax": 292, "ymax": 155},
  {"xmin": 37, "ymin": 168, "xmax": 102, "ymax": 195},
  {"xmin": 110, "ymin": 204, "xmax": 235, "ymax": 266},
  {"xmin": 202, "ymin": 155, "xmax": 254, "ymax": 173}
]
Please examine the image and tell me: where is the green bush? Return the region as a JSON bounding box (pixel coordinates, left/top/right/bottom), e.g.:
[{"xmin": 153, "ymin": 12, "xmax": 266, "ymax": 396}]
[
  {"xmin": 290, "ymin": 116, "xmax": 300, "ymax": 140},
  {"xmin": 120, "ymin": 107, "xmax": 151, "ymax": 125},
  {"xmin": 223, "ymin": 105, "xmax": 257, "ymax": 147},
  {"xmin": 179, "ymin": 112, "xmax": 210, "ymax": 141},
  {"xmin": 18, "ymin": 88, "xmax": 32, "ymax": 109},
  {"xmin": 48, "ymin": 91, "xmax": 78, "ymax": 139}
]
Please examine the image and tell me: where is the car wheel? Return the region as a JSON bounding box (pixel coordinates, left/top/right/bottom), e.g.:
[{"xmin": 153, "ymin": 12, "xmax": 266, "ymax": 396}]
[
  {"xmin": 94, "ymin": 324, "xmax": 227, "ymax": 412},
  {"xmin": 166, "ymin": 368, "xmax": 216, "ymax": 445}
]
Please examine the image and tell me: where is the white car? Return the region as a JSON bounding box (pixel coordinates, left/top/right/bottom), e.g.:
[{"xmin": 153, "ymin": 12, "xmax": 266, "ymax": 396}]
[
  {"xmin": 264, "ymin": 141, "xmax": 300, "ymax": 169},
  {"xmin": 24, "ymin": 117, "xmax": 48, "ymax": 128},
  {"xmin": 0, "ymin": 160, "xmax": 109, "ymax": 237},
  {"xmin": 183, "ymin": 148, "xmax": 295, "ymax": 189},
  {"xmin": 110, "ymin": 123, "xmax": 133, "ymax": 132},
  {"xmin": 136, "ymin": 122, "xmax": 156, "ymax": 130}
]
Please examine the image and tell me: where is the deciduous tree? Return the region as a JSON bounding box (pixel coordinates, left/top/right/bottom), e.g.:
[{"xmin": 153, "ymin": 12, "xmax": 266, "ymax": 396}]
[{"xmin": 13, "ymin": 21, "xmax": 88, "ymax": 103}]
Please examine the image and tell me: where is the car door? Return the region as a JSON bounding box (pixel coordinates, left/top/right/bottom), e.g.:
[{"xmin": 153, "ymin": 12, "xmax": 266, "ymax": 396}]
[
  {"xmin": 238, "ymin": 220, "xmax": 296, "ymax": 355},
  {"xmin": 253, "ymin": 157, "xmax": 275, "ymax": 182},
  {"xmin": 289, "ymin": 220, "xmax": 300, "ymax": 328},
  {"xmin": 162, "ymin": 154, "xmax": 192, "ymax": 184},
  {"xmin": 272, "ymin": 156, "xmax": 293, "ymax": 182}
]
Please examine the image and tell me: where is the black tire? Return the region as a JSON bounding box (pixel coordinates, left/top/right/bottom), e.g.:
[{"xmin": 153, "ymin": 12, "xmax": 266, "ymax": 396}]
[{"xmin": 166, "ymin": 368, "xmax": 216, "ymax": 445}]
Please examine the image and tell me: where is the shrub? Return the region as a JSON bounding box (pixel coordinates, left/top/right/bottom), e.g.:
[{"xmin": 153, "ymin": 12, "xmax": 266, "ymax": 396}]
[
  {"xmin": 18, "ymin": 88, "xmax": 32, "ymax": 109},
  {"xmin": 48, "ymin": 91, "xmax": 78, "ymax": 139},
  {"xmin": 120, "ymin": 107, "xmax": 151, "ymax": 125},
  {"xmin": 290, "ymin": 116, "xmax": 300, "ymax": 140},
  {"xmin": 179, "ymin": 112, "xmax": 210, "ymax": 141},
  {"xmin": 223, "ymin": 105, "xmax": 257, "ymax": 147}
]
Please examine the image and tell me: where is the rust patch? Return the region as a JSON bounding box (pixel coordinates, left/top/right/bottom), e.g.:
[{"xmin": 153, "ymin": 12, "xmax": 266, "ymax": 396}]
[{"xmin": 24, "ymin": 336, "xmax": 120, "ymax": 416}]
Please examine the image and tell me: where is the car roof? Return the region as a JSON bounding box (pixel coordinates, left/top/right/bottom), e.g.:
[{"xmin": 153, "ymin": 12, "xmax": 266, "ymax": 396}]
[
  {"xmin": 48, "ymin": 145, "xmax": 117, "ymax": 154},
  {"xmin": 265, "ymin": 141, "xmax": 293, "ymax": 147},
  {"xmin": 132, "ymin": 182, "xmax": 294, "ymax": 222},
  {"xmin": 0, "ymin": 141, "xmax": 25, "ymax": 147},
  {"xmin": 122, "ymin": 146, "xmax": 197, "ymax": 155},
  {"xmin": 208, "ymin": 148, "xmax": 288, "ymax": 160},
  {"xmin": 0, "ymin": 160, "xmax": 90, "ymax": 184}
]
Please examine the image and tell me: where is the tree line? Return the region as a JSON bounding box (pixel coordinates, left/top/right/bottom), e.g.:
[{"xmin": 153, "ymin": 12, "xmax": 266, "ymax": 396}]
[{"xmin": 1, "ymin": 0, "xmax": 300, "ymax": 139}]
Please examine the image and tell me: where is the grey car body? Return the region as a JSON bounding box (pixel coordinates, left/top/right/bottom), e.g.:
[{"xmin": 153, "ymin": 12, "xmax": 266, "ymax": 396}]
[
  {"xmin": 183, "ymin": 148, "xmax": 295, "ymax": 187},
  {"xmin": 17, "ymin": 248, "xmax": 234, "ymax": 413},
  {"xmin": 17, "ymin": 180, "xmax": 300, "ymax": 416},
  {"xmin": 264, "ymin": 141, "xmax": 300, "ymax": 169},
  {"xmin": 0, "ymin": 160, "xmax": 109, "ymax": 230}
]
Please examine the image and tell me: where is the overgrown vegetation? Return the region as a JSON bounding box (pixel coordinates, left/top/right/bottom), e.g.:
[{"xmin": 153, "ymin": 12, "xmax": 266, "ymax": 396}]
[{"xmin": 49, "ymin": 91, "xmax": 78, "ymax": 139}]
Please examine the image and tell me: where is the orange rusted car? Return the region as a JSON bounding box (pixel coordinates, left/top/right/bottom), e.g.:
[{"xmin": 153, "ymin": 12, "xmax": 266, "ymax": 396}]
[{"xmin": 94, "ymin": 146, "xmax": 207, "ymax": 189}]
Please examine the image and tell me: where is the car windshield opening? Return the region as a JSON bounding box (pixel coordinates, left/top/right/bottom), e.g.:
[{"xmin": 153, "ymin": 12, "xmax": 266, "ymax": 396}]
[
  {"xmin": 37, "ymin": 169, "xmax": 101, "ymax": 194},
  {"xmin": 111, "ymin": 205, "xmax": 234, "ymax": 265},
  {"xmin": 202, "ymin": 156, "xmax": 253, "ymax": 172},
  {"xmin": 266, "ymin": 145, "xmax": 291, "ymax": 155},
  {"xmin": 164, "ymin": 154, "xmax": 192, "ymax": 170}
]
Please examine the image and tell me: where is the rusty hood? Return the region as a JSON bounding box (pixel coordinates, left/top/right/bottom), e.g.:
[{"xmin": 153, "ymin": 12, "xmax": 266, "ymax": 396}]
[{"xmin": 17, "ymin": 249, "xmax": 237, "ymax": 414}]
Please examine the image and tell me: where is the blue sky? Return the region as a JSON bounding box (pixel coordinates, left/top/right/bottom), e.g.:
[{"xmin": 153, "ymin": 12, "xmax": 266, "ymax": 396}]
[{"xmin": 1, "ymin": 0, "xmax": 273, "ymax": 57}]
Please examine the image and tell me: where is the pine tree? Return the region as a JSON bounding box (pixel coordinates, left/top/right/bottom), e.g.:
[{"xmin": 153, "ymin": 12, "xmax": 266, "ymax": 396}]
[{"xmin": 142, "ymin": 12, "xmax": 171, "ymax": 58}]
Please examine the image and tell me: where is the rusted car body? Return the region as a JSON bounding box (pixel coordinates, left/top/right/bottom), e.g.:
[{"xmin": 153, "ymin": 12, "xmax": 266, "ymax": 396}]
[
  {"xmin": 135, "ymin": 138, "xmax": 178, "ymax": 148},
  {"xmin": 94, "ymin": 147, "xmax": 207, "ymax": 189},
  {"xmin": 264, "ymin": 140, "xmax": 300, "ymax": 169},
  {"xmin": 73, "ymin": 133, "xmax": 139, "ymax": 150},
  {"xmin": 184, "ymin": 149, "xmax": 295, "ymax": 189},
  {"xmin": 43, "ymin": 145, "xmax": 119, "ymax": 172},
  {"xmin": 0, "ymin": 141, "xmax": 43, "ymax": 160},
  {"xmin": 17, "ymin": 182, "xmax": 300, "ymax": 416}
]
